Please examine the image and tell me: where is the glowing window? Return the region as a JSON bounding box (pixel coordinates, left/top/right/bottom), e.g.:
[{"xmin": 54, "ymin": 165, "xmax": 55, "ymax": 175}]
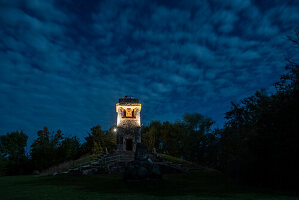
[{"xmin": 126, "ymin": 108, "xmax": 133, "ymax": 117}]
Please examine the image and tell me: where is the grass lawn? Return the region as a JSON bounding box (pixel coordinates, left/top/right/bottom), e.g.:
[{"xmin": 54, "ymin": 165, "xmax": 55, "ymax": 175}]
[
  {"xmin": 0, "ymin": 169, "xmax": 298, "ymax": 200},
  {"xmin": 160, "ymin": 153, "xmax": 198, "ymax": 166}
]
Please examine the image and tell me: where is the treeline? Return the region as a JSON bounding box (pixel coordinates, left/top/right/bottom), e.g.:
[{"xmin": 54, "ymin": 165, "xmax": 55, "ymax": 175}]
[
  {"xmin": 141, "ymin": 32, "xmax": 299, "ymax": 189},
  {"xmin": 0, "ymin": 125, "xmax": 116, "ymax": 175},
  {"xmin": 141, "ymin": 114, "xmax": 217, "ymax": 166}
]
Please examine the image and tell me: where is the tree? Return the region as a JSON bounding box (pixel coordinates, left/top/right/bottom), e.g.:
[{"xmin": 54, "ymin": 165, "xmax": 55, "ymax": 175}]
[
  {"xmin": 0, "ymin": 130, "xmax": 28, "ymax": 161},
  {"xmin": 0, "ymin": 130, "xmax": 28, "ymax": 175},
  {"xmin": 160, "ymin": 121, "xmax": 181, "ymax": 156},
  {"xmin": 58, "ymin": 136, "xmax": 80, "ymax": 162},
  {"xmin": 182, "ymin": 113, "xmax": 215, "ymax": 164},
  {"xmin": 0, "ymin": 154, "xmax": 7, "ymax": 176},
  {"xmin": 141, "ymin": 121, "xmax": 162, "ymax": 153},
  {"xmin": 141, "ymin": 113, "xmax": 216, "ymax": 163},
  {"xmin": 217, "ymin": 30, "xmax": 299, "ymax": 188},
  {"xmin": 30, "ymin": 127, "xmax": 64, "ymax": 171},
  {"xmin": 275, "ymin": 29, "xmax": 299, "ymax": 94},
  {"xmin": 82, "ymin": 125, "xmax": 116, "ymax": 155}
]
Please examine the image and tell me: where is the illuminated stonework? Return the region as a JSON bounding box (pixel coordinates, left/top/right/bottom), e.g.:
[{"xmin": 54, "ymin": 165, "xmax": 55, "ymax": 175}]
[
  {"xmin": 116, "ymin": 101, "xmax": 141, "ymax": 127},
  {"xmin": 116, "ymin": 97, "xmax": 142, "ymax": 152}
]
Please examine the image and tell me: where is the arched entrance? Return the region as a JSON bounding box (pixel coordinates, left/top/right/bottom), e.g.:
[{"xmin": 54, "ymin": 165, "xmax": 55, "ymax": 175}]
[
  {"xmin": 123, "ymin": 135, "xmax": 134, "ymax": 151},
  {"xmin": 125, "ymin": 138, "xmax": 133, "ymax": 151}
]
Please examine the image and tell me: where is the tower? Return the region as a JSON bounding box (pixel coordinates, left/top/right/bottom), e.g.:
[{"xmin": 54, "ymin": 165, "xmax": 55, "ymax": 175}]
[{"xmin": 116, "ymin": 96, "xmax": 142, "ymax": 152}]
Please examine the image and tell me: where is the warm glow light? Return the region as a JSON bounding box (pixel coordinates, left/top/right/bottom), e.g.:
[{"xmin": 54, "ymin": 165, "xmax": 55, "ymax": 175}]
[
  {"xmin": 113, "ymin": 128, "xmax": 117, "ymax": 132},
  {"xmin": 116, "ymin": 103, "xmax": 142, "ymax": 127}
]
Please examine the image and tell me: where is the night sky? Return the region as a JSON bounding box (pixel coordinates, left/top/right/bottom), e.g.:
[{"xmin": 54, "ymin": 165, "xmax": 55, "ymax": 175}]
[{"xmin": 0, "ymin": 0, "xmax": 298, "ymax": 143}]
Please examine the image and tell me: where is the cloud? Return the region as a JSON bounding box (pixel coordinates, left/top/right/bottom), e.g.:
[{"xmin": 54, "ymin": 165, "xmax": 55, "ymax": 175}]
[{"xmin": 0, "ymin": 0, "xmax": 298, "ymax": 142}]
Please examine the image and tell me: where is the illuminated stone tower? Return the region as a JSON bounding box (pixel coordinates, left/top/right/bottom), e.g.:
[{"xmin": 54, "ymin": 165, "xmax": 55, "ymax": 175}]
[{"xmin": 116, "ymin": 96, "xmax": 142, "ymax": 152}]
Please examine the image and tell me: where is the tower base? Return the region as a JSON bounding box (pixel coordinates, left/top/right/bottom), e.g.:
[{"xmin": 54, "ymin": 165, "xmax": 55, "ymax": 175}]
[{"xmin": 116, "ymin": 127, "xmax": 141, "ymax": 152}]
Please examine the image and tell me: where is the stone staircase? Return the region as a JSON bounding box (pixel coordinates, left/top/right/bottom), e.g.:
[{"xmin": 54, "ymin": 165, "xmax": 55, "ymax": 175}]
[
  {"xmin": 100, "ymin": 151, "xmax": 135, "ymax": 173},
  {"xmin": 55, "ymin": 152, "xmax": 200, "ymax": 176},
  {"xmin": 58, "ymin": 151, "xmax": 135, "ymax": 175}
]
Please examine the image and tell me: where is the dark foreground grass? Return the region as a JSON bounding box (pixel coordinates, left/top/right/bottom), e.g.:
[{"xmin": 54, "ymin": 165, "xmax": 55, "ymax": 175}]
[{"xmin": 0, "ymin": 169, "xmax": 298, "ymax": 200}]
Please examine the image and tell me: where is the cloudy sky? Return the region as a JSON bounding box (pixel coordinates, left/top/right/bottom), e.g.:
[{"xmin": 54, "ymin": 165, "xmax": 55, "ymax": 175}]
[{"xmin": 0, "ymin": 0, "xmax": 298, "ymax": 142}]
